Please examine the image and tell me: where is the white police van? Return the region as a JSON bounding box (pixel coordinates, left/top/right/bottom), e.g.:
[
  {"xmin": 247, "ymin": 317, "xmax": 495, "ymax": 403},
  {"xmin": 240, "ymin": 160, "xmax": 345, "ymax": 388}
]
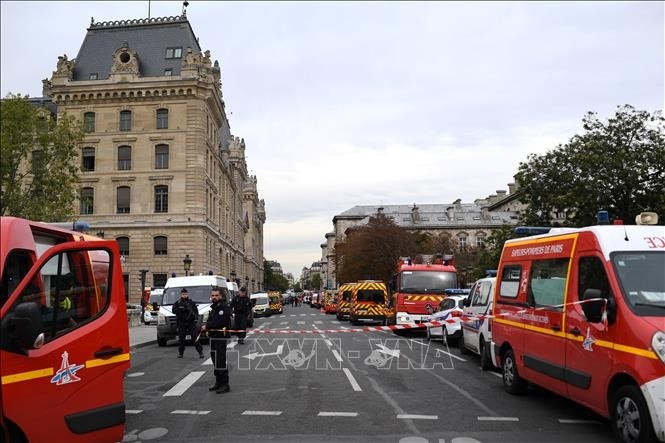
[{"xmin": 156, "ymin": 275, "xmax": 229, "ymax": 346}]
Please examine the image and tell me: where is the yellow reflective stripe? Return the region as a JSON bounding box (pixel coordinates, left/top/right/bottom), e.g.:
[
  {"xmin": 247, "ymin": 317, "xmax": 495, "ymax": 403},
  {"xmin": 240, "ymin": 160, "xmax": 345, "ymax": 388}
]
[
  {"xmin": 86, "ymin": 352, "xmax": 130, "ymax": 369},
  {"xmin": 506, "ymin": 233, "xmax": 579, "ymax": 247},
  {"xmin": 1, "ymin": 368, "xmax": 54, "ymax": 385}
]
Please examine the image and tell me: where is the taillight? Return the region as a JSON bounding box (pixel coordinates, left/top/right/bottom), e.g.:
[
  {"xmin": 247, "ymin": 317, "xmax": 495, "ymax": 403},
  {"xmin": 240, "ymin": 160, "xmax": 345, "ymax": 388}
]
[{"xmin": 451, "ymin": 310, "xmax": 462, "ymax": 317}]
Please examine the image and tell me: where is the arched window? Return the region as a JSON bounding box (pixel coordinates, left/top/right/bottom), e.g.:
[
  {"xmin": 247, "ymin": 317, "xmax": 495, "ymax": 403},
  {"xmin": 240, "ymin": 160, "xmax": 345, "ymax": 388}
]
[
  {"xmin": 154, "ymin": 185, "xmax": 168, "ymax": 213},
  {"xmin": 117, "ymin": 146, "xmax": 131, "ymax": 170},
  {"xmin": 81, "ymin": 147, "xmax": 95, "ymax": 171},
  {"xmin": 154, "ymin": 236, "xmax": 168, "ymax": 255},
  {"xmin": 119, "ymin": 110, "xmax": 132, "ymax": 131},
  {"xmin": 80, "ymin": 187, "xmax": 94, "ymax": 214},
  {"xmin": 116, "ymin": 236, "xmax": 130, "ymax": 256},
  {"xmin": 155, "ymin": 144, "xmax": 169, "ymax": 169},
  {"xmin": 84, "ymin": 112, "xmax": 95, "ymax": 132},
  {"xmin": 156, "ymin": 109, "xmax": 168, "ymax": 129},
  {"xmin": 117, "ymin": 186, "xmax": 130, "ymax": 213}
]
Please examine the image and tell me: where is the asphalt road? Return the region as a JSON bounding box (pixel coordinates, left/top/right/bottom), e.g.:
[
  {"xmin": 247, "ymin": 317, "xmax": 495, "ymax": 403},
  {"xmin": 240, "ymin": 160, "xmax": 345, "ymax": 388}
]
[{"xmin": 122, "ymin": 304, "xmax": 615, "ymax": 443}]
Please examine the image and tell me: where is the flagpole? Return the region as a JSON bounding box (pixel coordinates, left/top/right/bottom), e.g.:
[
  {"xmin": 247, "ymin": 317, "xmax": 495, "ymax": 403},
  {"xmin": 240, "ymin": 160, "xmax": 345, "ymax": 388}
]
[{"xmin": 148, "ymin": 0, "xmax": 151, "ymax": 18}]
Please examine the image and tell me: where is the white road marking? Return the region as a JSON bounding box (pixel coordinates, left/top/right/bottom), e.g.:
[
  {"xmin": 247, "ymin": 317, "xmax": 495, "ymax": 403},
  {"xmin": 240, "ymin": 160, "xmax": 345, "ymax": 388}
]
[
  {"xmin": 490, "ymin": 371, "xmax": 502, "ymax": 378},
  {"xmin": 242, "ymin": 410, "xmax": 283, "ymax": 416},
  {"xmin": 397, "ymin": 414, "xmax": 438, "ymax": 420},
  {"xmin": 332, "ymin": 349, "xmax": 343, "ymax": 362},
  {"xmin": 280, "ymin": 321, "xmax": 288, "ymax": 325},
  {"xmin": 297, "ymin": 321, "xmax": 306, "ymax": 325},
  {"xmin": 126, "ymin": 372, "xmax": 145, "ymax": 377},
  {"xmin": 201, "ymin": 357, "xmax": 212, "ymax": 365},
  {"xmin": 300, "ymin": 314, "xmax": 307, "ymax": 316},
  {"xmin": 314, "ymin": 321, "xmax": 323, "ymax": 324},
  {"xmin": 171, "ymin": 410, "xmax": 211, "ymax": 415},
  {"xmin": 163, "ymin": 371, "xmax": 205, "ymax": 397},
  {"xmin": 434, "ymin": 348, "xmax": 466, "ymax": 362},
  {"xmin": 478, "ymin": 416, "xmax": 519, "ymax": 421},
  {"xmin": 318, "ymin": 411, "xmax": 358, "ymax": 417},
  {"xmin": 125, "ymin": 410, "xmax": 143, "ymax": 414},
  {"xmin": 324, "ymin": 339, "xmax": 333, "ymax": 347},
  {"xmin": 342, "ymin": 367, "xmax": 362, "ymax": 391},
  {"xmin": 558, "ymin": 419, "xmax": 602, "ymax": 424}
]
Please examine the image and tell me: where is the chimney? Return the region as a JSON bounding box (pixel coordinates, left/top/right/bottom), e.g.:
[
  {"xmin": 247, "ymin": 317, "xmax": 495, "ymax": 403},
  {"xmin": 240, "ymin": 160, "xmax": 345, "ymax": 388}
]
[
  {"xmin": 446, "ymin": 206, "xmax": 455, "ymax": 220},
  {"xmin": 508, "ymin": 182, "xmax": 516, "ymax": 194}
]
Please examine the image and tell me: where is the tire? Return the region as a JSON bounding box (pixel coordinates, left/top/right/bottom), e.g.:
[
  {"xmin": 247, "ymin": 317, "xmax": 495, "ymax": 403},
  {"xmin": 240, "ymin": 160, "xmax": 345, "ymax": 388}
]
[
  {"xmin": 502, "ymin": 348, "xmax": 527, "ymax": 394},
  {"xmin": 458, "ymin": 331, "xmax": 469, "ymax": 354},
  {"xmin": 157, "ymin": 337, "xmax": 167, "ymax": 347},
  {"xmin": 610, "ymin": 385, "xmax": 657, "ymax": 443},
  {"xmin": 479, "ymin": 339, "xmax": 492, "ymax": 370}
]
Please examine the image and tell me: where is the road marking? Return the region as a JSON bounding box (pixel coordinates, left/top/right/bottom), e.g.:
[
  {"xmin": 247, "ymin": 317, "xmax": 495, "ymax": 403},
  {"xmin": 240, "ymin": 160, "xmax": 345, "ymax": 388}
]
[
  {"xmin": 228, "ymin": 341, "xmax": 237, "ymax": 349},
  {"xmin": 163, "ymin": 371, "xmax": 205, "ymax": 397},
  {"xmin": 342, "ymin": 367, "xmax": 362, "ymax": 391},
  {"xmin": 125, "ymin": 409, "xmax": 143, "ymax": 414},
  {"xmin": 478, "ymin": 416, "xmax": 519, "ymax": 421},
  {"xmin": 300, "ymin": 314, "xmax": 307, "ymax": 316},
  {"xmin": 297, "ymin": 321, "xmax": 306, "ymax": 325},
  {"xmin": 558, "ymin": 419, "xmax": 602, "ymax": 424},
  {"xmin": 490, "ymin": 371, "xmax": 502, "ymax": 378},
  {"xmin": 171, "ymin": 410, "xmax": 211, "ymax": 415},
  {"xmin": 314, "ymin": 321, "xmax": 323, "ymax": 324},
  {"xmin": 280, "ymin": 321, "xmax": 288, "ymax": 325},
  {"xmin": 434, "ymin": 348, "xmax": 466, "ymax": 362},
  {"xmin": 127, "ymin": 372, "xmax": 145, "ymax": 377},
  {"xmin": 324, "ymin": 339, "xmax": 333, "ymax": 347},
  {"xmin": 318, "ymin": 411, "xmax": 358, "ymax": 417},
  {"xmin": 397, "ymin": 414, "xmax": 438, "ymax": 420},
  {"xmin": 201, "ymin": 358, "xmax": 212, "ymax": 365},
  {"xmin": 332, "ymin": 349, "xmax": 343, "ymax": 362},
  {"xmin": 242, "ymin": 410, "xmax": 282, "ymax": 416}
]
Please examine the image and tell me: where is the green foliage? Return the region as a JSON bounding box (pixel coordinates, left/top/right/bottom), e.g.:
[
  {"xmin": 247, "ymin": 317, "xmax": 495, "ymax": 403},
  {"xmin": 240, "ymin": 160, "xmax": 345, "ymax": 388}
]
[
  {"xmin": 293, "ymin": 282, "xmax": 302, "ymax": 292},
  {"xmin": 1, "ymin": 94, "xmax": 84, "ymax": 221},
  {"xmin": 475, "ymin": 224, "xmax": 519, "ymax": 276},
  {"xmin": 309, "ymin": 273, "xmax": 321, "ymax": 290},
  {"xmin": 517, "ymin": 105, "xmax": 665, "ymax": 226}
]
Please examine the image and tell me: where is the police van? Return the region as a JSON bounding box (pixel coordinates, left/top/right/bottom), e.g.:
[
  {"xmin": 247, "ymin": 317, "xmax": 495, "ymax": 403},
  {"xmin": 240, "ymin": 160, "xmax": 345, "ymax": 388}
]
[
  {"xmin": 460, "ymin": 275, "xmax": 496, "ymax": 370},
  {"xmin": 156, "ymin": 275, "xmax": 229, "ymax": 346}
]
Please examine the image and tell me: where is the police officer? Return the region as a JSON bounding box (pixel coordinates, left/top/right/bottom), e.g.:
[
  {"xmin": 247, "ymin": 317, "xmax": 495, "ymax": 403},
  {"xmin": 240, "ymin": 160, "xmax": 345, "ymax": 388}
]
[
  {"xmin": 230, "ymin": 286, "xmax": 252, "ymax": 344},
  {"xmin": 201, "ymin": 286, "xmax": 231, "ymax": 393},
  {"xmin": 173, "ymin": 288, "xmax": 204, "ymax": 358}
]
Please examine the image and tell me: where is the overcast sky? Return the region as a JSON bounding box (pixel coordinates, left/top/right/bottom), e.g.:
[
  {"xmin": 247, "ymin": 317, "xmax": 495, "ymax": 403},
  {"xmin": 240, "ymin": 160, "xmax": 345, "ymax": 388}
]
[{"xmin": 2, "ymin": 1, "xmax": 663, "ymax": 277}]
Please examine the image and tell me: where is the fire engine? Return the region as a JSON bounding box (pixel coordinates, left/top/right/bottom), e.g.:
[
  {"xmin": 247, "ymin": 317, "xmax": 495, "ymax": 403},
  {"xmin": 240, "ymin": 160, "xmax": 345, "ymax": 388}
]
[{"xmin": 388, "ymin": 254, "xmax": 458, "ymax": 327}]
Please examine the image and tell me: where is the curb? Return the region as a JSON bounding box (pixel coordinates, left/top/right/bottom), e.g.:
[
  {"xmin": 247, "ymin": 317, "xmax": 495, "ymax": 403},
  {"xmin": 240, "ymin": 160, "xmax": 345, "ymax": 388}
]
[{"xmin": 130, "ymin": 340, "xmax": 156, "ymax": 351}]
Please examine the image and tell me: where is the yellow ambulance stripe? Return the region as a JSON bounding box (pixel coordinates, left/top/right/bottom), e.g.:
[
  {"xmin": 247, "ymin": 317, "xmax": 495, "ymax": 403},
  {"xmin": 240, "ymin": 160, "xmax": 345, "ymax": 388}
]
[{"xmin": 86, "ymin": 352, "xmax": 131, "ymax": 368}]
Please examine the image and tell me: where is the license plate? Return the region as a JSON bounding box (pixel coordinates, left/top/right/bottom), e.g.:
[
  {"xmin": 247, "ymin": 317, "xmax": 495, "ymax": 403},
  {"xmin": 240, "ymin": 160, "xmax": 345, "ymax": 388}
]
[{"xmin": 186, "ymin": 335, "xmax": 192, "ymax": 340}]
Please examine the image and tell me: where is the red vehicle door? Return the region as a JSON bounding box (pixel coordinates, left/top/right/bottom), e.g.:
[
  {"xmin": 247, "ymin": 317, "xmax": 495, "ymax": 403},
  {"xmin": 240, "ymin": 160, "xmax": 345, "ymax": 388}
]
[{"xmin": 1, "ymin": 241, "xmax": 130, "ymax": 442}]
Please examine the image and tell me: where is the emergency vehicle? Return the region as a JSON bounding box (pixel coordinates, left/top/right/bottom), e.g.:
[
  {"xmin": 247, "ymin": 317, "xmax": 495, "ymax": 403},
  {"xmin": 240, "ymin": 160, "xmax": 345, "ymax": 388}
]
[
  {"xmin": 349, "ymin": 280, "xmax": 389, "ymax": 325},
  {"xmin": 388, "ymin": 254, "xmax": 458, "ymax": 327},
  {"xmin": 322, "ymin": 290, "xmax": 337, "ymax": 314},
  {"xmin": 491, "ymin": 212, "xmax": 665, "ymax": 443},
  {"xmin": 268, "ymin": 291, "xmax": 283, "ymax": 314},
  {"xmin": 0, "ymin": 217, "xmax": 130, "ymax": 442},
  {"xmin": 336, "ymin": 283, "xmax": 355, "ymax": 320},
  {"xmin": 460, "ymin": 276, "xmax": 496, "ymax": 370}
]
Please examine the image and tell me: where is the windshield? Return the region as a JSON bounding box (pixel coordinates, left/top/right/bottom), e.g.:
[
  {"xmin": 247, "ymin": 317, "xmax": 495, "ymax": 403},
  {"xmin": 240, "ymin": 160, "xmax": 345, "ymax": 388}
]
[
  {"xmin": 253, "ymin": 297, "xmax": 269, "ymax": 305},
  {"xmin": 162, "ymin": 286, "xmax": 215, "ymax": 305},
  {"xmin": 149, "ymin": 293, "xmax": 162, "ymax": 304},
  {"xmin": 356, "ymin": 289, "xmax": 385, "ymax": 304},
  {"xmin": 399, "ymin": 271, "xmax": 457, "ymax": 294},
  {"xmin": 612, "ymin": 251, "xmax": 665, "ymax": 315}
]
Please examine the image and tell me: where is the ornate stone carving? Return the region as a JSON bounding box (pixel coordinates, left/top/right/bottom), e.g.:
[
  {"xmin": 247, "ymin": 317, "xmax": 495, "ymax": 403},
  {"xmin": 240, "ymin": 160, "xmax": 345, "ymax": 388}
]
[
  {"xmin": 111, "ymin": 46, "xmax": 140, "ymax": 76},
  {"xmin": 52, "ymin": 54, "xmax": 74, "ymax": 80}
]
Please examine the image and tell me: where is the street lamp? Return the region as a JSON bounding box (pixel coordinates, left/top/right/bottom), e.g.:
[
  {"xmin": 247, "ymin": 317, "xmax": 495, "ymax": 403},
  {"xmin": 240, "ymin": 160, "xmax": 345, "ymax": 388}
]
[{"xmin": 183, "ymin": 254, "xmax": 192, "ymax": 276}]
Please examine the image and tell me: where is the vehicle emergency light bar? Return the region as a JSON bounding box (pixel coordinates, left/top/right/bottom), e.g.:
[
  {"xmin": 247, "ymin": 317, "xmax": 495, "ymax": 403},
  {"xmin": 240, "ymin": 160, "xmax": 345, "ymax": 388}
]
[
  {"xmin": 514, "ymin": 226, "xmax": 552, "ymax": 236},
  {"xmin": 45, "ymin": 220, "xmax": 91, "ymax": 232}
]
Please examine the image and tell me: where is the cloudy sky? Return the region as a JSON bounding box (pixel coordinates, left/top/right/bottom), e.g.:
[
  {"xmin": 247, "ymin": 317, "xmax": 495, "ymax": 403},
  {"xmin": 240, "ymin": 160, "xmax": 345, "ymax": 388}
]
[{"xmin": 2, "ymin": 1, "xmax": 663, "ymax": 277}]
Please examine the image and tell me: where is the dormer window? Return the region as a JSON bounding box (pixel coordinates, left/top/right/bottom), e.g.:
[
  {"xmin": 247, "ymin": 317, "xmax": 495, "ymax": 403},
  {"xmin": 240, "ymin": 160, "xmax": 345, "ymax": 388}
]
[
  {"xmin": 164, "ymin": 69, "xmax": 172, "ymax": 76},
  {"xmin": 165, "ymin": 47, "xmax": 182, "ymax": 59},
  {"xmin": 89, "ymin": 73, "xmax": 98, "ymax": 80}
]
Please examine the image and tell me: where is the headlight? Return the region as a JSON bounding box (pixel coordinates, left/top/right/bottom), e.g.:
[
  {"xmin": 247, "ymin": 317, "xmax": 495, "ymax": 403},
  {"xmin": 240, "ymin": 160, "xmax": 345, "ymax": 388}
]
[
  {"xmin": 157, "ymin": 313, "xmax": 165, "ymax": 325},
  {"xmin": 652, "ymin": 331, "xmax": 665, "ymax": 364},
  {"xmin": 399, "ymin": 316, "xmax": 409, "ymax": 323}
]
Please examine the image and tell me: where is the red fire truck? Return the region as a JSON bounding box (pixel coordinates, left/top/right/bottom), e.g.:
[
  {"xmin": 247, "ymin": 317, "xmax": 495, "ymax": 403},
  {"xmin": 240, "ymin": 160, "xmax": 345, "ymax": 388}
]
[
  {"xmin": 1, "ymin": 217, "xmax": 130, "ymax": 442},
  {"xmin": 388, "ymin": 254, "xmax": 458, "ymax": 327}
]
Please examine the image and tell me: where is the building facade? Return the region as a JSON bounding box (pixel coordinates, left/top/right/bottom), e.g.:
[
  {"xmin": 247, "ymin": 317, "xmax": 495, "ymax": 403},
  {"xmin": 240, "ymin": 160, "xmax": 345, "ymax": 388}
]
[{"xmin": 42, "ymin": 14, "xmax": 265, "ymax": 302}]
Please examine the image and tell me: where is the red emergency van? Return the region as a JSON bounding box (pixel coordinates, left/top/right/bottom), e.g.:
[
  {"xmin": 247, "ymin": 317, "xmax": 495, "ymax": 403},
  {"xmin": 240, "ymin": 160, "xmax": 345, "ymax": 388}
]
[
  {"xmin": 0, "ymin": 217, "xmax": 130, "ymax": 442},
  {"xmin": 491, "ymin": 213, "xmax": 664, "ymax": 443}
]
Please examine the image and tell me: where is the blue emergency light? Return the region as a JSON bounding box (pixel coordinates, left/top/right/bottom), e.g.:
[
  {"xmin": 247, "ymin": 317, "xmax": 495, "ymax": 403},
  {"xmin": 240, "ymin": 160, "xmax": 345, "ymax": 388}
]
[
  {"xmin": 597, "ymin": 210, "xmax": 610, "ymax": 225},
  {"xmin": 514, "ymin": 226, "xmax": 552, "ymax": 236}
]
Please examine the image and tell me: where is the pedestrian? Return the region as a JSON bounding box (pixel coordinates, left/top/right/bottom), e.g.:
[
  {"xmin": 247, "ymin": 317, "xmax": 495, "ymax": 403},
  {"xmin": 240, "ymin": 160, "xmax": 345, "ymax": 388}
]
[
  {"xmin": 230, "ymin": 286, "xmax": 252, "ymax": 344},
  {"xmin": 201, "ymin": 286, "xmax": 231, "ymax": 393},
  {"xmin": 172, "ymin": 288, "xmax": 204, "ymax": 358}
]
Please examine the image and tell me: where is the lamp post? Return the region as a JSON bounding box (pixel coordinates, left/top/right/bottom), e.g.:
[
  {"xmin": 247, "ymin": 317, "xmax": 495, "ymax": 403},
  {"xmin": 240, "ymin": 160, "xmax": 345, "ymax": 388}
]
[
  {"xmin": 251, "ymin": 278, "xmax": 255, "ymax": 292},
  {"xmin": 245, "ymin": 275, "xmax": 249, "ymax": 289},
  {"xmin": 183, "ymin": 254, "xmax": 192, "ymax": 276}
]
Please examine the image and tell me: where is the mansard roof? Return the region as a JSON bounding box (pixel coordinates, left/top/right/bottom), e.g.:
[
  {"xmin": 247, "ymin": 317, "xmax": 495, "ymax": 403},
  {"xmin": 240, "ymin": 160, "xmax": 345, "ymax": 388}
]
[{"xmin": 73, "ymin": 15, "xmax": 201, "ymax": 81}]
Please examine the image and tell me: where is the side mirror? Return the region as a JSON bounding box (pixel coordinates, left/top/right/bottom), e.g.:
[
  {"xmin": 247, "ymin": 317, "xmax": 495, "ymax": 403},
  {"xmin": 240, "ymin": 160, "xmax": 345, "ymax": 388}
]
[
  {"xmin": 463, "ymin": 297, "xmax": 471, "ymax": 307},
  {"xmin": 581, "ymin": 289, "xmax": 605, "ymax": 323},
  {"xmin": 8, "ymin": 302, "xmax": 45, "ymax": 352}
]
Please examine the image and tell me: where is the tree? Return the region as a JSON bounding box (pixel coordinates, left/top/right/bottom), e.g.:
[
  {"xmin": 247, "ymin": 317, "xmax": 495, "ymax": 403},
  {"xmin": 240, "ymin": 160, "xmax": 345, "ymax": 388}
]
[
  {"xmin": 1, "ymin": 94, "xmax": 84, "ymax": 220},
  {"xmin": 335, "ymin": 213, "xmax": 416, "ymax": 284},
  {"xmin": 517, "ymin": 105, "xmax": 665, "ymax": 226},
  {"xmin": 309, "ymin": 273, "xmax": 321, "ymax": 290},
  {"xmin": 475, "ymin": 224, "xmax": 519, "ymax": 278},
  {"xmin": 293, "ymin": 282, "xmax": 302, "ymax": 292}
]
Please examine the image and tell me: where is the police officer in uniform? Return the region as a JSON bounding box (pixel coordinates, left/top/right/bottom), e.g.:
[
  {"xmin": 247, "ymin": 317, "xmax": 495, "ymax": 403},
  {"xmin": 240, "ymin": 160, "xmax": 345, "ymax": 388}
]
[
  {"xmin": 230, "ymin": 286, "xmax": 252, "ymax": 344},
  {"xmin": 173, "ymin": 288, "xmax": 204, "ymax": 358},
  {"xmin": 202, "ymin": 286, "xmax": 232, "ymax": 393}
]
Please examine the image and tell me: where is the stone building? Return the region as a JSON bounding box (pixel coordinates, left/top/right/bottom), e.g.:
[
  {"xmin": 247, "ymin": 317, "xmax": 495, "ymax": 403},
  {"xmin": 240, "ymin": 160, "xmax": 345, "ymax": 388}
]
[{"xmin": 42, "ymin": 14, "xmax": 265, "ymax": 301}]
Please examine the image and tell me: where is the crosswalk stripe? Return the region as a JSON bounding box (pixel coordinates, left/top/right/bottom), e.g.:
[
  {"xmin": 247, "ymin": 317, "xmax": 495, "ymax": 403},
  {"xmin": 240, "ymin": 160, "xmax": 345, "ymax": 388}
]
[
  {"xmin": 242, "ymin": 410, "xmax": 282, "ymax": 416},
  {"xmin": 125, "ymin": 410, "xmax": 143, "ymax": 414},
  {"xmin": 171, "ymin": 410, "xmax": 211, "ymax": 415},
  {"xmin": 478, "ymin": 416, "xmax": 519, "ymax": 421},
  {"xmin": 163, "ymin": 371, "xmax": 205, "ymax": 397},
  {"xmin": 397, "ymin": 414, "xmax": 438, "ymax": 420},
  {"xmin": 318, "ymin": 411, "xmax": 358, "ymax": 417}
]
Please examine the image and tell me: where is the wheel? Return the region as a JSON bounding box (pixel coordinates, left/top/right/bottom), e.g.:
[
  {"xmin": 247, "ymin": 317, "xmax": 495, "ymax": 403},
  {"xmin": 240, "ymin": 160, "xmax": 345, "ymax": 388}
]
[
  {"xmin": 502, "ymin": 348, "xmax": 527, "ymax": 394},
  {"xmin": 458, "ymin": 331, "xmax": 469, "ymax": 354},
  {"xmin": 479, "ymin": 339, "xmax": 492, "ymax": 370},
  {"xmin": 610, "ymin": 385, "xmax": 657, "ymax": 443},
  {"xmin": 157, "ymin": 337, "xmax": 167, "ymax": 347}
]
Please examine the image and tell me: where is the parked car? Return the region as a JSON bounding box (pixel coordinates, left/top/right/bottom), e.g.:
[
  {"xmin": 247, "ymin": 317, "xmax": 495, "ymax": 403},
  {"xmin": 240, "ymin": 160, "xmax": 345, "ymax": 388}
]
[
  {"xmin": 425, "ymin": 291, "xmax": 469, "ymax": 345},
  {"xmin": 143, "ymin": 288, "xmax": 163, "ymax": 324},
  {"xmin": 459, "ymin": 276, "xmax": 496, "ymax": 370}
]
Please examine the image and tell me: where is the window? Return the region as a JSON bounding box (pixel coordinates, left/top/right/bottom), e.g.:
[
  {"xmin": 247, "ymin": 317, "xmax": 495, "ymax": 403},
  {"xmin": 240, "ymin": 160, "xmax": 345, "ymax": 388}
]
[
  {"xmin": 84, "ymin": 112, "xmax": 95, "ymax": 132},
  {"xmin": 578, "ymin": 256, "xmax": 611, "ymax": 301},
  {"xmin": 117, "ymin": 186, "xmax": 130, "ymax": 213},
  {"xmin": 528, "ymin": 258, "xmax": 570, "ymax": 308},
  {"xmin": 117, "ymin": 146, "xmax": 131, "ymax": 170},
  {"xmin": 89, "ymin": 73, "xmax": 98, "ymax": 80},
  {"xmin": 155, "ymin": 144, "xmax": 169, "ymax": 169},
  {"xmin": 164, "ymin": 69, "xmax": 172, "ymax": 76},
  {"xmin": 80, "ymin": 187, "xmax": 94, "ymax": 214},
  {"xmin": 154, "ymin": 236, "xmax": 168, "ymax": 255},
  {"xmin": 458, "ymin": 237, "xmax": 467, "ymax": 251},
  {"xmin": 476, "ymin": 236, "xmax": 485, "ymax": 249},
  {"xmin": 81, "ymin": 147, "xmax": 95, "ymax": 171},
  {"xmin": 154, "ymin": 185, "xmax": 168, "ymax": 213},
  {"xmin": 31, "ymin": 150, "xmax": 44, "ymax": 174},
  {"xmin": 499, "ymin": 265, "xmax": 521, "ymax": 298},
  {"xmin": 153, "ymin": 273, "xmax": 168, "ymax": 288},
  {"xmin": 156, "ymin": 109, "xmax": 168, "ymax": 129},
  {"xmin": 119, "ymin": 110, "xmax": 132, "ymax": 131},
  {"xmin": 165, "ymin": 47, "xmax": 183, "ymax": 59},
  {"xmin": 116, "ymin": 236, "xmax": 129, "ymax": 256}
]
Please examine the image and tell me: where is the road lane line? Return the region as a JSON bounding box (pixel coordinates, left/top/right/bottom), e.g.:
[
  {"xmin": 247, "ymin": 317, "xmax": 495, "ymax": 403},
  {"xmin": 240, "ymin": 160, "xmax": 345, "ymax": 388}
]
[
  {"xmin": 163, "ymin": 371, "xmax": 205, "ymax": 397},
  {"xmin": 332, "ymin": 349, "xmax": 343, "ymax": 362},
  {"xmin": 171, "ymin": 410, "xmax": 211, "ymax": 415},
  {"xmin": 342, "ymin": 367, "xmax": 362, "ymax": 391},
  {"xmin": 324, "ymin": 339, "xmax": 333, "ymax": 347},
  {"xmin": 558, "ymin": 419, "xmax": 602, "ymax": 424},
  {"xmin": 478, "ymin": 416, "xmax": 519, "ymax": 421},
  {"xmin": 125, "ymin": 410, "xmax": 143, "ymax": 414},
  {"xmin": 242, "ymin": 410, "xmax": 282, "ymax": 416},
  {"xmin": 318, "ymin": 411, "xmax": 358, "ymax": 417},
  {"xmin": 397, "ymin": 414, "xmax": 438, "ymax": 420}
]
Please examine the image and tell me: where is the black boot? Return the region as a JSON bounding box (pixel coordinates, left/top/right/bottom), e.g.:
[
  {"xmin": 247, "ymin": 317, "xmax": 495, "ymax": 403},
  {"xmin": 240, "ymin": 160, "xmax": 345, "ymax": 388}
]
[
  {"xmin": 216, "ymin": 384, "xmax": 230, "ymax": 394},
  {"xmin": 208, "ymin": 384, "xmax": 220, "ymax": 391}
]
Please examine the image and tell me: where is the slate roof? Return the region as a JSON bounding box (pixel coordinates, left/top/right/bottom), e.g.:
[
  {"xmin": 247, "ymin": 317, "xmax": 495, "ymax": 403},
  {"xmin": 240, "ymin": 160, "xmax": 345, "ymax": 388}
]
[{"xmin": 73, "ymin": 15, "xmax": 201, "ymax": 81}]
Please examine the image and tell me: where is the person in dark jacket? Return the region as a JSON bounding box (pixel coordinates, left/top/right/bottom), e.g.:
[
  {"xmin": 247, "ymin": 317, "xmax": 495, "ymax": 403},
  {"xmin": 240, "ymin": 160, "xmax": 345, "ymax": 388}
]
[
  {"xmin": 202, "ymin": 287, "xmax": 232, "ymax": 393},
  {"xmin": 230, "ymin": 286, "xmax": 252, "ymax": 344},
  {"xmin": 172, "ymin": 288, "xmax": 204, "ymax": 358}
]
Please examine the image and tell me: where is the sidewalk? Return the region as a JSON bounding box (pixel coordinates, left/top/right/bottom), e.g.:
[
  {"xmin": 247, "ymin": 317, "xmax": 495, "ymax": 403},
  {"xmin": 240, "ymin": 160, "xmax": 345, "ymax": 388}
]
[{"xmin": 129, "ymin": 323, "xmax": 157, "ymax": 349}]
